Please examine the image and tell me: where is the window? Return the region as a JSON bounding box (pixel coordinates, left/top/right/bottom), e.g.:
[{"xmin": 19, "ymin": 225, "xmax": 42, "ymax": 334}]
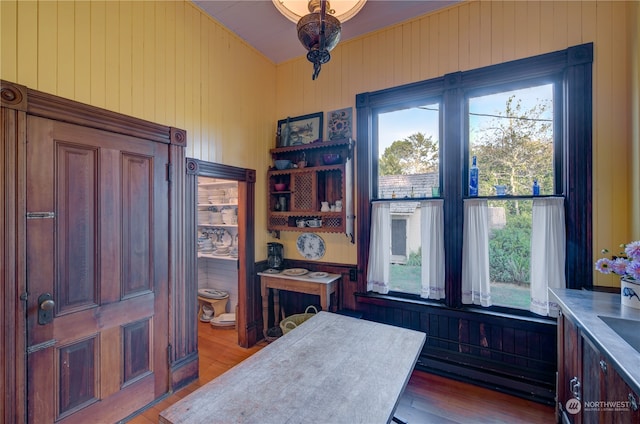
[
  {"xmin": 467, "ymin": 83, "xmax": 554, "ymax": 309},
  {"xmin": 356, "ymin": 44, "xmax": 593, "ymax": 316},
  {"xmin": 375, "ymin": 102, "xmax": 441, "ymax": 296}
]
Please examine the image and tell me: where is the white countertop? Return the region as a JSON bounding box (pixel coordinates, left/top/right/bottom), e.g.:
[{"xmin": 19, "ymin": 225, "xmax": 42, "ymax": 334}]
[
  {"xmin": 549, "ymin": 288, "xmax": 640, "ymax": 393},
  {"xmin": 258, "ymin": 270, "xmax": 341, "ymax": 285}
]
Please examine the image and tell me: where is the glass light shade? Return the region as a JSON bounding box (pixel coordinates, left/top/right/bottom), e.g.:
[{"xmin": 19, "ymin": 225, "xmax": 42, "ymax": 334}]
[
  {"xmin": 272, "ymin": 0, "xmax": 367, "ymax": 24},
  {"xmin": 297, "ymin": 12, "xmax": 341, "ymax": 54}
]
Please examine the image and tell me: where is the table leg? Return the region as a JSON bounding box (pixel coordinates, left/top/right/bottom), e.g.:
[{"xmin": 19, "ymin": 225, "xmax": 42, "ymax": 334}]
[
  {"xmin": 261, "ymin": 282, "xmax": 269, "ymax": 338},
  {"xmin": 320, "ymin": 288, "xmax": 329, "ymax": 312},
  {"xmin": 273, "ymin": 289, "xmax": 280, "ymax": 325}
]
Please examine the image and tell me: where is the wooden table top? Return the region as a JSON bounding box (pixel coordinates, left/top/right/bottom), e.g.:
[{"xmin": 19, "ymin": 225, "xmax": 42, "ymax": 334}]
[
  {"xmin": 159, "ymin": 312, "xmax": 426, "ymax": 424},
  {"xmin": 257, "ymin": 270, "xmax": 341, "ymax": 285}
]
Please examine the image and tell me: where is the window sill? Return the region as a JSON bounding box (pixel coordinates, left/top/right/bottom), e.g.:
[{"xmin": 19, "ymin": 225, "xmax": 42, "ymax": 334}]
[{"xmin": 356, "ymin": 291, "xmax": 556, "ymax": 325}]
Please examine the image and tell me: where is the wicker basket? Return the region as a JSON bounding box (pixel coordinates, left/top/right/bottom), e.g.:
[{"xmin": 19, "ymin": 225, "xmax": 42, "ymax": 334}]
[{"xmin": 279, "ymin": 305, "xmax": 318, "ymax": 334}]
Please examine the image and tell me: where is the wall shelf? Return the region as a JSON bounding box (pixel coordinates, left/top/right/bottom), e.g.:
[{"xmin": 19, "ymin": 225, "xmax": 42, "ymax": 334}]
[{"xmin": 267, "ymin": 138, "xmax": 355, "ymax": 242}]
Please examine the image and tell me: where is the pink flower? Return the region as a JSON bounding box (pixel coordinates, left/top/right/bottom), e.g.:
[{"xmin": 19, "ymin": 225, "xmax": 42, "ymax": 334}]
[
  {"xmin": 596, "ymin": 240, "xmax": 640, "ymax": 282},
  {"xmin": 611, "ymin": 257, "xmax": 629, "ymax": 275},
  {"xmin": 625, "ymin": 241, "xmax": 640, "ymax": 261},
  {"xmin": 627, "ymin": 261, "xmax": 640, "ymax": 280},
  {"xmin": 595, "ymin": 258, "xmax": 612, "ymax": 274}
]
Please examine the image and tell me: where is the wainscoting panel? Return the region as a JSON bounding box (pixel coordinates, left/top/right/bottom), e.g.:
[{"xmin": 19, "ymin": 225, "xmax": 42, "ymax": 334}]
[{"xmin": 356, "ymin": 293, "xmax": 556, "ymax": 405}]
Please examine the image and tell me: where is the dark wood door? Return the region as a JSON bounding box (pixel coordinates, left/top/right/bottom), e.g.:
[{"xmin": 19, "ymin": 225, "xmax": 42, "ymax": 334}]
[{"xmin": 26, "ymin": 116, "xmax": 169, "ymax": 423}]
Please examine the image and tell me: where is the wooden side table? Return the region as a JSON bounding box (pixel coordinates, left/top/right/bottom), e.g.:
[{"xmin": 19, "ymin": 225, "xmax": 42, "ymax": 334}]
[{"xmin": 257, "ymin": 272, "xmax": 340, "ymax": 339}]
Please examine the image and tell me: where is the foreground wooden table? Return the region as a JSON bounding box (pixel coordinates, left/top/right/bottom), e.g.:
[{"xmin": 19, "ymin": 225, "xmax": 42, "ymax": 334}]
[{"xmin": 159, "ymin": 312, "xmax": 426, "ymax": 424}]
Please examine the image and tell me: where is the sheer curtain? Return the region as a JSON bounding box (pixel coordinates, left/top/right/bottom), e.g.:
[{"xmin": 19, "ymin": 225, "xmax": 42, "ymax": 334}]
[
  {"xmin": 421, "ymin": 200, "xmax": 445, "ymax": 299},
  {"xmin": 462, "ymin": 199, "xmax": 491, "ymax": 306},
  {"xmin": 530, "ymin": 197, "xmax": 565, "ymax": 317},
  {"xmin": 367, "ymin": 202, "xmax": 390, "ymax": 294}
]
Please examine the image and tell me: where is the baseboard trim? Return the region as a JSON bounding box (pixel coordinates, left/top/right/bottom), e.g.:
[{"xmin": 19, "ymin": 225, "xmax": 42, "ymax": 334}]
[
  {"xmin": 169, "ymin": 352, "xmax": 199, "ymax": 391},
  {"xmin": 416, "ymin": 355, "xmax": 555, "ymax": 406}
]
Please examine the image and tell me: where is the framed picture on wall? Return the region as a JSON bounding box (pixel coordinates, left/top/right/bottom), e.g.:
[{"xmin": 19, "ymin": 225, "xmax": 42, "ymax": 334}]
[
  {"xmin": 277, "ymin": 112, "xmax": 323, "ymax": 146},
  {"xmin": 327, "ymin": 107, "xmax": 352, "ymax": 140}
]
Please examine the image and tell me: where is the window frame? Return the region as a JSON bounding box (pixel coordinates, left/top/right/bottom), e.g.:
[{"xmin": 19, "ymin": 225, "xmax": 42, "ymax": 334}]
[{"xmin": 356, "ymin": 43, "xmax": 593, "ymax": 311}]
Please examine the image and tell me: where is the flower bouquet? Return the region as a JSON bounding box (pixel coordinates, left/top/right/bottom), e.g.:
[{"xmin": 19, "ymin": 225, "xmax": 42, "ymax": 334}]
[{"xmin": 595, "ymin": 241, "xmax": 640, "ymax": 309}]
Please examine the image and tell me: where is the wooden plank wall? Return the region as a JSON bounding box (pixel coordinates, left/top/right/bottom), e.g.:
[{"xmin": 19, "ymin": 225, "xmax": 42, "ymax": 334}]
[
  {"xmin": 2, "ymin": 1, "xmax": 636, "ymax": 268},
  {"xmin": 274, "ymin": 0, "xmax": 636, "ymax": 280},
  {"xmin": 0, "ymin": 0, "xmax": 277, "ymax": 259}
]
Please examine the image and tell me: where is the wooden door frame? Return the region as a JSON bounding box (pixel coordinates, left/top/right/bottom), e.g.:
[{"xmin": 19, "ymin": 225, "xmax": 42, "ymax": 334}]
[
  {"xmin": 0, "ymin": 80, "xmax": 186, "ymax": 422},
  {"xmin": 185, "ymin": 159, "xmax": 258, "ymax": 350}
]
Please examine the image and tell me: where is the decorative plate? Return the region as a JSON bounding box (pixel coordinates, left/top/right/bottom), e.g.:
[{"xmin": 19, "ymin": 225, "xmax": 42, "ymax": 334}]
[
  {"xmin": 296, "ymin": 233, "xmax": 326, "ymax": 260},
  {"xmin": 282, "ymin": 268, "xmax": 309, "ymax": 276},
  {"xmin": 307, "ymin": 271, "xmax": 329, "ymax": 279}
]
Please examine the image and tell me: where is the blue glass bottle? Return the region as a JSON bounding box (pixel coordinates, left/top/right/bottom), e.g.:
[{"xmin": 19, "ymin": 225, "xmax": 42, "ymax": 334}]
[
  {"xmin": 532, "ymin": 179, "xmax": 540, "ymax": 196},
  {"xmin": 469, "ymin": 156, "xmax": 479, "ymax": 196}
]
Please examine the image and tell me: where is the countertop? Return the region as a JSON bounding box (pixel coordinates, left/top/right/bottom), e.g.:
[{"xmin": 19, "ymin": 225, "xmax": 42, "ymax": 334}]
[
  {"xmin": 258, "ymin": 270, "xmax": 341, "ymax": 284},
  {"xmin": 549, "ymin": 288, "xmax": 640, "ymax": 394}
]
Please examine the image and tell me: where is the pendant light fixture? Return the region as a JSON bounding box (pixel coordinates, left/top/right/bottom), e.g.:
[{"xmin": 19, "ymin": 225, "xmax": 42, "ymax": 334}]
[{"xmin": 273, "ymin": 0, "xmax": 367, "ymax": 80}]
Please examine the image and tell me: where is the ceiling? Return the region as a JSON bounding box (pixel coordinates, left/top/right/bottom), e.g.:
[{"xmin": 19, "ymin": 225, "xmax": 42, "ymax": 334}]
[{"xmin": 193, "ymin": 1, "xmax": 460, "ymax": 64}]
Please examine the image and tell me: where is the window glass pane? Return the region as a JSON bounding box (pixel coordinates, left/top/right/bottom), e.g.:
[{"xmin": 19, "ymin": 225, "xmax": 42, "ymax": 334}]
[
  {"xmin": 377, "ymin": 103, "xmax": 440, "ymax": 199},
  {"xmin": 488, "ymin": 199, "xmax": 533, "ymax": 310},
  {"xmin": 468, "ymin": 84, "xmax": 554, "ymax": 197}
]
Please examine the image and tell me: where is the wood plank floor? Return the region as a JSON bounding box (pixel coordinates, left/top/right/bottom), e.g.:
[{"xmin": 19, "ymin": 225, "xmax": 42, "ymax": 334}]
[{"xmin": 128, "ymin": 321, "xmax": 555, "ymax": 424}]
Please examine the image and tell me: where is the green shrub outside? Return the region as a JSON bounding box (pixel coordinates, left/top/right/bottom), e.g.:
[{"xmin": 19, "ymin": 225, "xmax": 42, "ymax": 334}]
[{"xmin": 489, "ymin": 212, "xmax": 531, "ymax": 285}]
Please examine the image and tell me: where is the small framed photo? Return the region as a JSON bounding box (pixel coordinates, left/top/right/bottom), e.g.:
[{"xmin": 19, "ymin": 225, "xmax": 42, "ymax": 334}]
[
  {"xmin": 327, "ymin": 107, "xmax": 352, "ymax": 140},
  {"xmin": 277, "ymin": 112, "xmax": 323, "ymax": 146}
]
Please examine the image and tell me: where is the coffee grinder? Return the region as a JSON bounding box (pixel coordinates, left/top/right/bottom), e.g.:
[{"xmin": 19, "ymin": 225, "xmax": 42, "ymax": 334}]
[{"xmin": 267, "ymin": 242, "xmax": 284, "ymax": 270}]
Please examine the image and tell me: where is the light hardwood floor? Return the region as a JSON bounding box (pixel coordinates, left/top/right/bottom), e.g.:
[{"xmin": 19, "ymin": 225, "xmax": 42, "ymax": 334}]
[{"xmin": 128, "ymin": 321, "xmax": 555, "ymax": 424}]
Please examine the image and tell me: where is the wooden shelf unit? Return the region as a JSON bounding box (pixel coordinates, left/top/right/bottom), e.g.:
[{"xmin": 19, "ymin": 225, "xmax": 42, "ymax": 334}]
[{"xmin": 267, "ymin": 138, "xmax": 354, "ymax": 241}]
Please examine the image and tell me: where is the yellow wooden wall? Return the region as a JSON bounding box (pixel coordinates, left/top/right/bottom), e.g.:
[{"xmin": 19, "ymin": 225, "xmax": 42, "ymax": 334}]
[
  {"xmin": 1, "ymin": 1, "xmax": 637, "ymax": 282},
  {"xmin": 0, "ymin": 0, "xmax": 276, "ymax": 258},
  {"xmin": 275, "ymin": 0, "xmax": 638, "ymax": 285},
  {"xmin": 631, "ymin": 0, "xmax": 640, "ymax": 241}
]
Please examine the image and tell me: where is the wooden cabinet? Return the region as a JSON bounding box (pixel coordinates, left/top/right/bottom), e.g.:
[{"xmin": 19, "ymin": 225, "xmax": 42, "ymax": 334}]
[
  {"xmin": 557, "ymin": 309, "xmax": 583, "ymax": 423},
  {"xmin": 557, "ymin": 309, "xmax": 640, "ymax": 424},
  {"xmin": 267, "ymin": 138, "xmax": 354, "ymax": 241}
]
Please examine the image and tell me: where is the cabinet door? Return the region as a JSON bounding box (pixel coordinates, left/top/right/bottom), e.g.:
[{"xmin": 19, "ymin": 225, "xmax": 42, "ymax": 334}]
[
  {"xmin": 581, "ymin": 336, "xmax": 605, "ymax": 423},
  {"xmin": 582, "ymin": 335, "xmax": 640, "ymax": 424},
  {"xmin": 291, "ymin": 171, "xmax": 317, "ymax": 211},
  {"xmin": 558, "ymin": 310, "xmax": 582, "ymax": 423},
  {"xmin": 602, "ymin": 355, "xmax": 640, "ymax": 423}
]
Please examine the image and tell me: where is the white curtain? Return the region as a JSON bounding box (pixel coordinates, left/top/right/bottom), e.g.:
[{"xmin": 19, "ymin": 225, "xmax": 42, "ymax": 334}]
[
  {"xmin": 462, "ymin": 199, "xmax": 491, "ymax": 306},
  {"xmin": 420, "ymin": 200, "xmax": 445, "ymax": 299},
  {"xmin": 367, "ymin": 202, "xmax": 390, "ymax": 294},
  {"xmin": 530, "ymin": 197, "xmax": 566, "ymax": 317}
]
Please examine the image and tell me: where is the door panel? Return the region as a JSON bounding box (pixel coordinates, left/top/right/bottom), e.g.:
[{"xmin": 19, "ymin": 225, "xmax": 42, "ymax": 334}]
[{"xmin": 26, "ymin": 116, "xmax": 169, "ymax": 423}]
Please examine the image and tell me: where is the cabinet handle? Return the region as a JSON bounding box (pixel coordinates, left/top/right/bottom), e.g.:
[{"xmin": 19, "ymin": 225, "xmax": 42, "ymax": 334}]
[
  {"xmin": 570, "ymin": 376, "xmax": 581, "ymax": 401},
  {"xmin": 599, "ymin": 360, "xmax": 607, "ymax": 373},
  {"xmin": 629, "ymin": 393, "xmax": 639, "ymax": 411}
]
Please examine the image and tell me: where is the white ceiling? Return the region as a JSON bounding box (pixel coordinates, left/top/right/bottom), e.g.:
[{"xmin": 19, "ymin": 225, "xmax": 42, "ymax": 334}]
[{"xmin": 193, "ymin": 1, "xmax": 460, "ymax": 64}]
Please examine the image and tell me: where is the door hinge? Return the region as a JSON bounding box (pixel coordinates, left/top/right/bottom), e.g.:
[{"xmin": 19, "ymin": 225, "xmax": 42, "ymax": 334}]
[{"xmin": 166, "ymin": 163, "xmax": 173, "ymax": 182}]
